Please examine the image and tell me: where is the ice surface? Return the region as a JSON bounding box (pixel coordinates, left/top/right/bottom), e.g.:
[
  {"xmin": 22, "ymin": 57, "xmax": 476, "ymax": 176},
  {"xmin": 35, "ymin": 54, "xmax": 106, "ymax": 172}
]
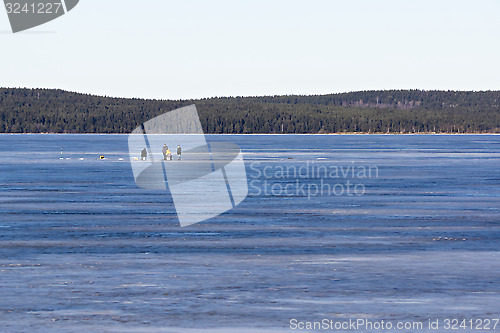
[{"xmin": 0, "ymin": 134, "xmax": 499, "ymax": 332}]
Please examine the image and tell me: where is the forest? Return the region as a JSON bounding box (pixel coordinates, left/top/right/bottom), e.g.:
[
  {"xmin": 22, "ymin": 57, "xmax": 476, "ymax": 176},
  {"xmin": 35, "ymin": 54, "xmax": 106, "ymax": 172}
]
[{"xmin": 0, "ymin": 88, "xmax": 499, "ymax": 134}]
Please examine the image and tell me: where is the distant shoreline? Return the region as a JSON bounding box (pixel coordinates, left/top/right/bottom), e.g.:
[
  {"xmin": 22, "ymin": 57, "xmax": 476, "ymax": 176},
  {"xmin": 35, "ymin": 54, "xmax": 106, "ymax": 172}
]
[{"xmin": 2, "ymin": 88, "xmax": 499, "ymax": 135}]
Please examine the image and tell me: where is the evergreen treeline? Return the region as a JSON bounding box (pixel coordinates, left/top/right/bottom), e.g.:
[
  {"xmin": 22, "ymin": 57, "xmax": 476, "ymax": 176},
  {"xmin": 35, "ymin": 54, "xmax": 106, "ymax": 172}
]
[{"xmin": 0, "ymin": 88, "xmax": 499, "ymax": 134}]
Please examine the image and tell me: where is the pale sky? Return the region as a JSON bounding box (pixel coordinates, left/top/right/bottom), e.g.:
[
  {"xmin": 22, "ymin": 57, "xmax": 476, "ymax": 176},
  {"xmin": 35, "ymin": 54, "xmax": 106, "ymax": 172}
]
[{"xmin": 1, "ymin": 0, "xmax": 499, "ymax": 100}]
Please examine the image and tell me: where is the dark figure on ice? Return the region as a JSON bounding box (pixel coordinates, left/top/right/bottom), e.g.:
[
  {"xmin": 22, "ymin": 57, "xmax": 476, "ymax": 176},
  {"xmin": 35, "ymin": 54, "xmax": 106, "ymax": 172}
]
[
  {"xmin": 141, "ymin": 148, "xmax": 148, "ymax": 161},
  {"xmin": 177, "ymin": 145, "xmax": 182, "ymax": 160}
]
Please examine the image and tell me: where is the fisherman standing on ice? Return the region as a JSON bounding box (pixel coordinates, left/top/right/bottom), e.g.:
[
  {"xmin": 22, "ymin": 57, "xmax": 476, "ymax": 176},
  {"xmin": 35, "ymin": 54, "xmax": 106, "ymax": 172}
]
[
  {"xmin": 141, "ymin": 148, "xmax": 147, "ymax": 161},
  {"xmin": 162, "ymin": 144, "xmax": 168, "ymax": 160},
  {"xmin": 177, "ymin": 145, "xmax": 182, "ymax": 160}
]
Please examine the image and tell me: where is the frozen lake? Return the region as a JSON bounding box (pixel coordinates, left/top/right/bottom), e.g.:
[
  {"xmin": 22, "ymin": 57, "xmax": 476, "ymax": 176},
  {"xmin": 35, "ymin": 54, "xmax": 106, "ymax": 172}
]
[{"xmin": 0, "ymin": 134, "xmax": 499, "ymax": 332}]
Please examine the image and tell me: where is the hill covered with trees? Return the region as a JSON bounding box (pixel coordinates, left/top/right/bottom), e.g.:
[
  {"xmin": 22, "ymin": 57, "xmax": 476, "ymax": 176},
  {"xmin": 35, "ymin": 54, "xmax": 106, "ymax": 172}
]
[{"xmin": 0, "ymin": 88, "xmax": 499, "ymax": 134}]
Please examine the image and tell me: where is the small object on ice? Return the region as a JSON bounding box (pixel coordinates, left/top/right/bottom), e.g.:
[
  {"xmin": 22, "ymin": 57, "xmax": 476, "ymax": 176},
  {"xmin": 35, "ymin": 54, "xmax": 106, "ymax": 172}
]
[{"xmin": 99, "ymin": 155, "xmax": 105, "ymax": 160}]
